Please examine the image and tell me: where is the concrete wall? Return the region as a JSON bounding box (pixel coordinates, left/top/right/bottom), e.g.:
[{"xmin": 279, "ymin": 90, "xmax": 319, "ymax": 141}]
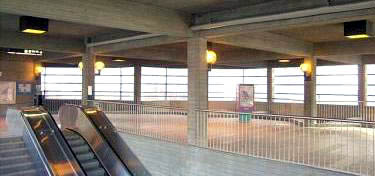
[
  {"xmin": 0, "ymin": 53, "xmax": 37, "ymax": 117},
  {"xmin": 120, "ymin": 133, "xmax": 353, "ymax": 176}
]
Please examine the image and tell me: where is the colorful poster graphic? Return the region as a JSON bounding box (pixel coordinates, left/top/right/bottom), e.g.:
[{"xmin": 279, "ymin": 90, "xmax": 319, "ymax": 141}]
[
  {"xmin": 237, "ymin": 84, "xmax": 254, "ymax": 113},
  {"xmin": 0, "ymin": 81, "xmax": 16, "ymax": 104}
]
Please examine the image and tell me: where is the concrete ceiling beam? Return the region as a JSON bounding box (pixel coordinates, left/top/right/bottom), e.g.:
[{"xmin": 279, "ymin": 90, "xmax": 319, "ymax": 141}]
[
  {"xmin": 0, "ymin": 0, "xmax": 192, "ymax": 37},
  {"xmin": 210, "ymin": 32, "xmax": 313, "ymax": 57},
  {"xmin": 194, "ymin": 1, "xmax": 375, "ymax": 38},
  {"xmin": 93, "ymin": 35, "xmax": 186, "ymax": 54},
  {"xmin": 314, "ymin": 38, "xmax": 375, "ymax": 58},
  {"xmin": 0, "ymin": 30, "xmax": 84, "ymax": 54}
]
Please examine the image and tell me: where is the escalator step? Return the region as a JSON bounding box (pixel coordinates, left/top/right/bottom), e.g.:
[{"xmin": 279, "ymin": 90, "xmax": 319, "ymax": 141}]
[
  {"xmin": 76, "ymin": 152, "xmax": 95, "ymax": 161},
  {"xmin": 71, "ymin": 145, "xmax": 90, "ymax": 154},
  {"xmin": 86, "ymin": 167, "xmax": 106, "ymax": 176},
  {"xmin": 2, "ymin": 169, "xmax": 38, "ymax": 176},
  {"xmin": 64, "ymin": 134, "xmax": 81, "ymax": 140},
  {"xmin": 0, "ymin": 162, "xmax": 35, "ymax": 175},
  {"xmin": 0, "ymin": 155, "xmax": 32, "ymax": 166},
  {"xmin": 67, "ymin": 138, "xmax": 86, "ymax": 146},
  {"xmin": 81, "ymin": 159, "xmax": 100, "ymax": 170},
  {"xmin": 0, "ymin": 141, "xmax": 25, "ymax": 150},
  {"xmin": 0, "ymin": 148, "xmax": 28, "ymax": 158}
]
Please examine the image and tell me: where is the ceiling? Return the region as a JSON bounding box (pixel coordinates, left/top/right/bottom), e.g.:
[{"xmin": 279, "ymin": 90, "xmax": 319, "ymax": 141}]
[
  {"xmin": 129, "ymin": 0, "xmax": 275, "ymax": 13},
  {"xmin": 0, "ymin": 12, "xmax": 136, "ymax": 40}
]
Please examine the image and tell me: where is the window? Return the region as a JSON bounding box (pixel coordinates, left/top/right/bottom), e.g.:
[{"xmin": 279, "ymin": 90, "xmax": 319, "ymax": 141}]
[
  {"xmin": 141, "ymin": 67, "xmax": 188, "ymax": 101},
  {"xmin": 273, "ymin": 67, "xmax": 304, "ymax": 103},
  {"xmin": 41, "ymin": 67, "xmax": 82, "ymax": 99},
  {"xmin": 316, "ymin": 65, "xmax": 358, "ymax": 105},
  {"xmin": 42, "ymin": 66, "xmax": 134, "ymax": 101},
  {"xmin": 94, "ymin": 67, "xmax": 134, "ymax": 101},
  {"xmin": 367, "ymin": 65, "xmax": 375, "ymax": 106},
  {"xmin": 208, "ymin": 68, "xmax": 267, "ymax": 101}
]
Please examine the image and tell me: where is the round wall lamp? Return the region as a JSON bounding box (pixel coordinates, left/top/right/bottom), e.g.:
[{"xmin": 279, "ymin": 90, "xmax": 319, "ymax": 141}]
[
  {"xmin": 300, "ymin": 62, "xmax": 312, "ymax": 81},
  {"xmin": 207, "ymin": 42, "xmax": 217, "ymax": 71},
  {"xmin": 78, "ymin": 61, "xmax": 105, "ymax": 75}
]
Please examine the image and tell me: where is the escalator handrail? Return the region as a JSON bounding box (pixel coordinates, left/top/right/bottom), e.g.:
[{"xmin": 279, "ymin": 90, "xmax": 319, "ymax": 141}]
[
  {"xmin": 17, "ymin": 108, "xmax": 54, "ymax": 176},
  {"xmin": 75, "ymin": 105, "xmax": 151, "ymax": 176},
  {"xmin": 60, "ymin": 105, "xmax": 133, "ymax": 176},
  {"xmin": 19, "ymin": 107, "xmax": 86, "ymax": 176},
  {"xmin": 42, "ymin": 108, "xmax": 89, "ymax": 176}
]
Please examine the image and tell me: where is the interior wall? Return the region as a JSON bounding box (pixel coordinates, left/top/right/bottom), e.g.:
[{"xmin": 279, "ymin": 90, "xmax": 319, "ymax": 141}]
[{"xmin": 0, "ymin": 53, "xmax": 37, "ymax": 117}]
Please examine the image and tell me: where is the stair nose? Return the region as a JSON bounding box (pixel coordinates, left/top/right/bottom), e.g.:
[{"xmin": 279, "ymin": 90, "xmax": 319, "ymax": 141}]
[
  {"xmin": 0, "ymin": 137, "xmax": 23, "ymax": 144},
  {"xmin": 86, "ymin": 167, "xmax": 106, "ymax": 176},
  {"xmin": 72, "ymin": 145, "xmax": 90, "ymax": 154},
  {"xmin": 76, "ymin": 152, "xmax": 95, "ymax": 161},
  {"xmin": 0, "ymin": 142, "xmax": 25, "ymax": 150},
  {"xmin": 0, "ymin": 155, "xmax": 32, "ymax": 166},
  {"xmin": 1, "ymin": 169, "xmax": 38, "ymax": 176},
  {"xmin": 67, "ymin": 139, "xmax": 86, "ymax": 147},
  {"xmin": 0, "ymin": 148, "xmax": 28, "ymax": 158},
  {"xmin": 0, "ymin": 162, "xmax": 35, "ymax": 175},
  {"xmin": 81, "ymin": 159, "xmax": 100, "ymax": 170}
]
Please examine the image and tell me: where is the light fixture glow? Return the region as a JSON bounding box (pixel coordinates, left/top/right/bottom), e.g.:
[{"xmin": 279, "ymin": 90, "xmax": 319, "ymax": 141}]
[
  {"xmin": 78, "ymin": 61, "xmax": 105, "ymax": 73},
  {"xmin": 20, "ymin": 16, "xmax": 49, "ymax": 35},
  {"xmin": 22, "ymin": 29, "xmax": 47, "ymax": 34},
  {"xmin": 78, "ymin": 62, "xmax": 83, "ymax": 70},
  {"xmin": 34, "ymin": 64, "xmax": 44, "ymax": 75},
  {"xmin": 95, "ymin": 61, "xmax": 105, "ymax": 71},
  {"xmin": 300, "ymin": 63, "xmax": 311, "ymax": 74},
  {"xmin": 112, "ymin": 59, "xmax": 125, "ymax": 62},
  {"xmin": 206, "ymin": 50, "xmax": 217, "ymax": 64},
  {"xmin": 278, "ymin": 59, "xmax": 290, "ymax": 63},
  {"xmin": 345, "ymin": 34, "xmax": 370, "ymax": 39}
]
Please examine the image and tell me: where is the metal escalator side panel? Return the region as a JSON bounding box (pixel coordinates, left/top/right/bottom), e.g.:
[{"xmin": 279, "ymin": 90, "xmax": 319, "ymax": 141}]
[
  {"xmin": 59, "ymin": 105, "xmax": 132, "ymax": 176},
  {"xmin": 19, "ymin": 107, "xmax": 86, "ymax": 176},
  {"xmin": 6, "ymin": 108, "xmax": 51, "ymax": 176},
  {"xmin": 85, "ymin": 109, "xmax": 151, "ymax": 176}
]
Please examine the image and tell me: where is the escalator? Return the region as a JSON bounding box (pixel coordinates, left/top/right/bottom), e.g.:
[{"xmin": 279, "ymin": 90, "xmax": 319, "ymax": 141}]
[
  {"xmin": 63, "ymin": 130, "xmax": 107, "ymax": 176},
  {"xmin": 0, "ymin": 136, "xmax": 38, "ymax": 176},
  {"xmin": 3, "ymin": 105, "xmax": 150, "ymax": 176}
]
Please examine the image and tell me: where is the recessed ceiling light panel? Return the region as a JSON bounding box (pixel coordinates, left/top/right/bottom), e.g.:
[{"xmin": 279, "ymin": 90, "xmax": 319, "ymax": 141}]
[
  {"xmin": 344, "ymin": 20, "xmax": 373, "ymax": 39},
  {"xmin": 20, "ymin": 16, "xmax": 49, "ymax": 34}
]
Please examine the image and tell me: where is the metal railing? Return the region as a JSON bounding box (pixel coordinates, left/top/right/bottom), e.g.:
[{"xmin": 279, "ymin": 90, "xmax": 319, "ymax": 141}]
[
  {"xmin": 197, "ymin": 110, "xmax": 374, "ymax": 176},
  {"xmin": 92, "ymin": 100, "xmax": 188, "ymax": 144},
  {"xmin": 43, "ymin": 99, "xmax": 82, "ymax": 114},
  {"xmin": 91, "ymin": 100, "xmax": 375, "ymax": 176}
]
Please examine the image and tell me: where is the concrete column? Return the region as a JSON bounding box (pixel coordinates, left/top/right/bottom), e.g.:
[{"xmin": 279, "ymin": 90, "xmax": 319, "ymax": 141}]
[
  {"xmin": 82, "ymin": 45, "xmax": 95, "ymax": 106},
  {"xmin": 266, "ymin": 64, "xmax": 274, "ymax": 114},
  {"xmin": 358, "ymin": 64, "xmax": 367, "ymax": 106},
  {"xmin": 187, "ymin": 37, "xmax": 208, "ymax": 146},
  {"xmin": 303, "ymin": 58, "xmax": 317, "ymax": 118},
  {"xmin": 134, "ymin": 64, "xmax": 142, "ymax": 103}
]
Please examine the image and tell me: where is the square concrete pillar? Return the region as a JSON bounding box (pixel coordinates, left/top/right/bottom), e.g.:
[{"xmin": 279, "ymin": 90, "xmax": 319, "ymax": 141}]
[
  {"xmin": 134, "ymin": 64, "xmax": 142, "ymax": 103},
  {"xmin": 82, "ymin": 46, "xmax": 95, "ymax": 106},
  {"xmin": 187, "ymin": 38, "xmax": 208, "ymax": 146},
  {"xmin": 358, "ymin": 64, "xmax": 367, "ymax": 106},
  {"xmin": 304, "ymin": 58, "xmax": 317, "ymax": 118},
  {"xmin": 267, "ymin": 64, "xmax": 274, "ymax": 113}
]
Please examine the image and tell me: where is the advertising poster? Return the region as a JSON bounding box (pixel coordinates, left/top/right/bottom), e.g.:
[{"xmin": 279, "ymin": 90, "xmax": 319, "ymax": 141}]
[
  {"xmin": 237, "ymin": 84, "xmax": 255, "ymax": 113},
  {"xmin": 0, "ymin": 81, "xmax": 16, "ymax": 104}
]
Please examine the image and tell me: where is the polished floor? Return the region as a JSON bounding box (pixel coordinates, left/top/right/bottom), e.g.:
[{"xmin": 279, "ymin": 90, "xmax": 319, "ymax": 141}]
[{"xmin": 107, "ymin": 114, "xmax": 375, "ymax": 175}]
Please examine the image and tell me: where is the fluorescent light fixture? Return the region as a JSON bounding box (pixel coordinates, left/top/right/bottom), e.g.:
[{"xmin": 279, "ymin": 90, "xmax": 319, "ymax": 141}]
[
  {"xmin": 345, "ymin": 34, "xmax": 370, "ymax": 39},
  {"xmin": 112, "ymin": 59, "xmax": 126, "ymax": 62},
  {"xmin": 22, "ymin": 29, "xmax": 47, "ymax": 34},
  {"xmin": 278, "ymin": 59, "xmax": 290, "ymax": 63},
  {"xmin": 344, "ymin": 20, "xmax": 373, "ymax": 39},
  {"xmin": 20, "ymin": 16, "xmax": 49, "ymax": 35}
]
